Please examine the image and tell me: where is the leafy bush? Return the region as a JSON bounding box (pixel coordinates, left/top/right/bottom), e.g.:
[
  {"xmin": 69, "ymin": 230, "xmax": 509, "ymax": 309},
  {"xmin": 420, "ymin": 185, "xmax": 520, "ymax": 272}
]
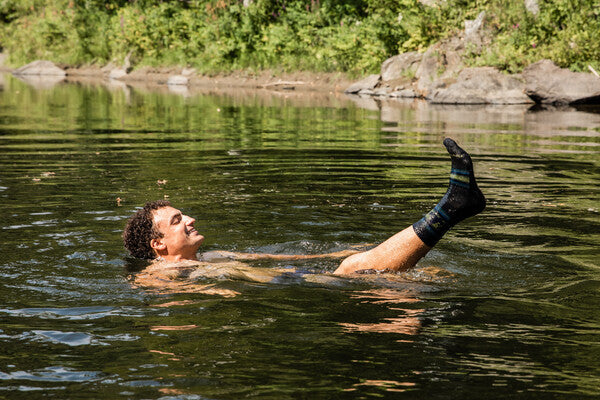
[{"xmin": 0, "ymin": 0, "xmax": 597, "ymax": 74}]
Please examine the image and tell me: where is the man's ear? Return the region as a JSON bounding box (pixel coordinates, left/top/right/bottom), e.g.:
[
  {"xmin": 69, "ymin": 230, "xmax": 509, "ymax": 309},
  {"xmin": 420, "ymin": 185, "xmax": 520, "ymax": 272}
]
[{"xmin": 150, "ymin": 238, "xmax": 166, "ymax": 252}]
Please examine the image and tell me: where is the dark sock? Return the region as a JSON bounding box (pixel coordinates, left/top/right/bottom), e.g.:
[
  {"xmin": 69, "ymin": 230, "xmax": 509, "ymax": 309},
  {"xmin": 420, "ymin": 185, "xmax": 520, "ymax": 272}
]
[{"xmin": 412, "ymin": 138, "xmax": 486, "ymax": 247}]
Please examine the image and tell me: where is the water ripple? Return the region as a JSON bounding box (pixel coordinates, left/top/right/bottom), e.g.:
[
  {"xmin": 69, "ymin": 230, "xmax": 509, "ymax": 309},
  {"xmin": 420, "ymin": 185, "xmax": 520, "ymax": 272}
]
[
  {"xmin": 0, "ymin": 366, "xmax": 104, "ymax": 382},
  {"xmin": 0, "ymin": 306, "xmax": 145, "ymax": 320}
]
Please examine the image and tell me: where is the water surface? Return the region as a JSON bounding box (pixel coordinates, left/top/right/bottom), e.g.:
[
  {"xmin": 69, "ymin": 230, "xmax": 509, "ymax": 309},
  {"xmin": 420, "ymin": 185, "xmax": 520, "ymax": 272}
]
[{"xmin": 0, "ymin": 74, "xmax": 599, "ymax": 399}]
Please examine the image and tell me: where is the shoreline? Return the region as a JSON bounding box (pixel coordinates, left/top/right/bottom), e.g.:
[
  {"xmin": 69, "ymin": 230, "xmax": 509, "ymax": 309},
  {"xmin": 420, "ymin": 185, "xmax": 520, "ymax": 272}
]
[
  {"xmin": 2, "ymin": 63, "xmax": 353, "ymax": 94},
  {"xmin": 4, "ymin": 61, "xmax": 600, "ymax": 111}
]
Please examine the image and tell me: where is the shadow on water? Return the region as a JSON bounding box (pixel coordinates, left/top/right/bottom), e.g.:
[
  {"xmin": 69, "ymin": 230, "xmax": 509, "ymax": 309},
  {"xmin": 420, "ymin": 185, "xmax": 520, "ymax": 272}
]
[{"xmin": 0, "ymin": 74, "xmax": 599, "ymax": 399}]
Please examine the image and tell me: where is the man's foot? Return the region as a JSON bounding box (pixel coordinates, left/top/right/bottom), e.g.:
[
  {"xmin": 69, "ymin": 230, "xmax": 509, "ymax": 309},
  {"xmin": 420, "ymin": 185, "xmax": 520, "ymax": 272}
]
[
  {"xmin": 412, "ymin": 138, "xmax": 486, "ymax": 247},
  {"xmin": 443, "ymin": 138, "xmax": 486, "ymax": 222}
]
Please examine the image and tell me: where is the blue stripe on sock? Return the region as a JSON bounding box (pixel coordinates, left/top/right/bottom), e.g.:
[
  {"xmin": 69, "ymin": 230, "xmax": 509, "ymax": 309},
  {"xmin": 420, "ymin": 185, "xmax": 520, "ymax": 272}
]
[
  {"xmin": 434, "ymin": 204, "xmax": 450, "ymax": 221},
  {"xmin": 425, "ymin": 224, "xmax": 438, "ymax": 235},
  {"xmin": 450, "ymin": 179, "xmax": 470, "ymax": 188},
  {"xmin": 451, "ymin": 168, "xmax": 470, "ymax": 176}
]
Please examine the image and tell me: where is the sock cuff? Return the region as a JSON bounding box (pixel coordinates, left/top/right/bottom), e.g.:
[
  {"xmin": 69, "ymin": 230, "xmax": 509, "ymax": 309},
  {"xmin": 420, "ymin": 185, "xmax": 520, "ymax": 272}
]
[{"xmin": 413, "ymin": 206, "xmax": 454, "ymax": 247}]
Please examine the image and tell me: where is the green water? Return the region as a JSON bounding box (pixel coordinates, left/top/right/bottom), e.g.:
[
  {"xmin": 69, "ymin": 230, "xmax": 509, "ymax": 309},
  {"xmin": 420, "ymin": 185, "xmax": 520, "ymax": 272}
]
[{"xmin": 0, "ymin": 74, "xmax": 599, "ymax": 399}]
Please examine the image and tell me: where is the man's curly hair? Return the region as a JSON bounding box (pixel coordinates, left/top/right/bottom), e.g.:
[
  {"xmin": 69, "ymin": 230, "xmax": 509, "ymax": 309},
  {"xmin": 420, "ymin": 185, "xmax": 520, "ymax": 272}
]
[{"xmin": 123, "ymin": 200, "xmax": 171, "ymax": 259}]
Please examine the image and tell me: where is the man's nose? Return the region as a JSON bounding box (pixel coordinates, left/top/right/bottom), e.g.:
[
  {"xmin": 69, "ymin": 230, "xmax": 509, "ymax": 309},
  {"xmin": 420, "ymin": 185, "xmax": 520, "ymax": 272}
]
[{"xmin": 184, "ymin": 215, "xmax": 195, "ymax": 225}]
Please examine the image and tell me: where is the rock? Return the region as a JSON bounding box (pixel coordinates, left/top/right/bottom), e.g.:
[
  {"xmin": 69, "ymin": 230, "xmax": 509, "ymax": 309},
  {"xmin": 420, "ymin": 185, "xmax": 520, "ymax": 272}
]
[
  {"xmin": 524, "ymin": 0, "xmax": 539, "ymax": 15},
  {"xmin": 373, "ymin": 87, "xmax": 390, "ymax": 97},
  {"xmin": 465, "ymin": 11, "xmax": 485, "ymax": 39},
  {"xmin": 428, "ymin": 67, "xmax": 534, "ymax": 104},
  {"xmin": 167, "ymin": 75, "xmax": 189, "ymax": 86},
  {"xmin": 389, "ymin": 89, "xmax": 418, "ymax": 98},
  {"xmin": 13, "ymin": 60, "xmax": 66, "ymax": 76},
  {"xmin": 109, "ymin": 68, "xmax": 127, "ymax": 80},
  {"xmin": 380, "ymin": 52, "xmax": 422, "ymax": 82},
  {"xmin": 181, "ymin": 67, "xmax": 196, "ymax": 77},
  {"xmin": 344, "ymin": 74, "xmax": 380, "ymax": 94},
  {"xmin": 123, "ymin": 51, "xmax": 133, "ymax": 72},
  {"xmin": 101, "ymin": 61, "xmax": 118, "ymax": 73},
  {"xmin": 358, "ymin": 89, "xmax": 376, "ymax": 96},
  {"xmin": 523, "ymin": 60, "xmax": 600, "ymax": 104},
  {"xmin": 464, "ymin": 11, "xmax": 487, "ymax": 52},
  {"xmin": 415, "ymin": 36, "xmax": 464, "ymax": 94},
  {"xmin": 419, "ymin": 0, "xmax": 443, "ymax": 6}
]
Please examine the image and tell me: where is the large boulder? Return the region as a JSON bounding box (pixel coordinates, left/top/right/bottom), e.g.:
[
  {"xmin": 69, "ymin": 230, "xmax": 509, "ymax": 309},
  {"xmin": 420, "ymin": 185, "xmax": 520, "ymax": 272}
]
[
  {"xmin": 415, "ymin": 36, "xmax": 465, "ymax": 94},
  {"xmin": 380, "ymin": 52, "xmax": 422, "ymax": 82},
  {"xmin": 13, "ymin": 60, "xmax": 66, "ymax": 76},
  {"xmin": 344, "ymin": 74, "xmax": 380, "ymax": 94},
  {"xmin": 428, "ymin": 67, "xmax": 534, "ymax": 104},
  {"xmin": 523, "ymin": 60, "xmax": 600, "ymax": 104}
]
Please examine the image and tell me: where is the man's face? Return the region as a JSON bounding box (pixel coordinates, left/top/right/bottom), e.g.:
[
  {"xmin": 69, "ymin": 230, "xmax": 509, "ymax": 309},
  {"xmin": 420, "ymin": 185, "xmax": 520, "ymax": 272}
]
[{"xmin": 151, "ymin": 206, "xmax": 204, "ymax": 260}]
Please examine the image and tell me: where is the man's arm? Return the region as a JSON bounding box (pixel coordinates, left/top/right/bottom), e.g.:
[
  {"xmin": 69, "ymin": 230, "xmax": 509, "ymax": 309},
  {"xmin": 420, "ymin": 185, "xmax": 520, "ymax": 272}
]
[{"xmin": 199, "ymin": 249, "xmax": 362, "ymax": 263}]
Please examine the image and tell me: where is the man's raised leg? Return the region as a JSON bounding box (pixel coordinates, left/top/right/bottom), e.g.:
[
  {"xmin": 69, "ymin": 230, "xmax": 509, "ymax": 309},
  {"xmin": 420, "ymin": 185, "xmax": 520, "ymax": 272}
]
[{"xmin": 334, "ymin": 138, "xmax": 486, "ymax": 274}]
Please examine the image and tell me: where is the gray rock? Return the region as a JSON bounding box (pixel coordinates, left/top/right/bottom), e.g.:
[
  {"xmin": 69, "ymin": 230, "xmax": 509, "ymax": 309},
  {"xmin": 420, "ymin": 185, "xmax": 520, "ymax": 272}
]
[
  {"xmin": 13, "ymin": 60, "xmax": 66, "ymax": 76},
  {"xmin": 389, "ymin": 89, "xmax": 418, "ymax": 98},
  {"xmin": 167, "ymin": 75, "xmax": 189, "ymax": 86},
  {"xmin": 181, "ymin": 67, "xmax": 196, "ymax": 77},
  {"xmin": 415, "ymin": 36, "xmax": 464, "ymax": 94},
  {"xmin": 344, "ymin": 74, "xmax": 380, "ymax": 94},
  {"xmin": 464, "ymin": 11, "xmax": 487, "ymax": 52},
  {"xmin": 465, "ymin": 11, "xmax": 485, "ymax": 39},
  {"xmin": 373, "ymin": 87, "xmax": 391, "ymax": 97},
  {"xmin": 523, "ymin": 60, "xmax": 600, "ymax": 104},
  {"xmin": 428, "ymin": 67, "xmax": 534, "ymax": 104},
  {"xmin": 418, "ymin": 0, "xmax": 443, "ymax": 6},
  {"xmin": 101, "ymin": 61, "xmax": 118, "ymax": 73},
  {"xmin": 525, "ymin": 0, "xmax": 539, "ymax": 15},
  {"xmin": 109, "ymin": 68, "xmax": 127, "ymax": 80},
  {"xmin": 380, "ymin": 52, "xmax": 422, "ymax": 82},
  {"xmin": 358, "ymin": 89, "xmax": 376, "ymax": 96}
]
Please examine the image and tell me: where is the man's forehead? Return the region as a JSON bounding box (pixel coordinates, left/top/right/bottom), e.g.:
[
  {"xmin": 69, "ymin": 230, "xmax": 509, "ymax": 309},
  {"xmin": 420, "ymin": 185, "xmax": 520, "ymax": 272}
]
[{"xmin": 152, "ymin": 206, "xmax": 180, "ymax": 227}]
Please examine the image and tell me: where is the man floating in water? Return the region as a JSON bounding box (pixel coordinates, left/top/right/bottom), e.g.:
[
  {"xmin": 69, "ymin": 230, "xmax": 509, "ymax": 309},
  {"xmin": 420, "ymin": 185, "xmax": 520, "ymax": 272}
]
[{"xmin": 123, "ymin": 139, "xmax": 485, "ymax": 285}]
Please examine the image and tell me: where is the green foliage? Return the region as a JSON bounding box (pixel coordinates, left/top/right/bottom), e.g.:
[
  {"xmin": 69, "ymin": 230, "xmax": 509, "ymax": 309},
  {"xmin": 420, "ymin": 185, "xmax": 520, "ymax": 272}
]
[
  {"xmin": 0, "ymin": 0, "xmax": 598, "ymax": 74},
  {"xmin": 469, "ymin": 0, "xmax": 600, "ymax": 72}
]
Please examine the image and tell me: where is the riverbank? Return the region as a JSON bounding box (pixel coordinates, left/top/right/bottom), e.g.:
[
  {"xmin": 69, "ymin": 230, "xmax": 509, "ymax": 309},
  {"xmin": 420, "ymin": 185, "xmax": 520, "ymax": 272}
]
[
  {"xmin": 7, "ymin": 52, "xmax": 600, "ymax": 107},
  {"xmin": 3, "ymin": 61, "xmax": 353, "ymax": 94}
]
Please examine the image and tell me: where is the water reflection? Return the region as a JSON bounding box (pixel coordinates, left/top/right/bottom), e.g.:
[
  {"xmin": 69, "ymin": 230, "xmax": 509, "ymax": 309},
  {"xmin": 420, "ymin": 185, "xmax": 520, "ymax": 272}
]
[{"xmin": 340, "ymin": 289, "xmax": 424, "ymax": 337}]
